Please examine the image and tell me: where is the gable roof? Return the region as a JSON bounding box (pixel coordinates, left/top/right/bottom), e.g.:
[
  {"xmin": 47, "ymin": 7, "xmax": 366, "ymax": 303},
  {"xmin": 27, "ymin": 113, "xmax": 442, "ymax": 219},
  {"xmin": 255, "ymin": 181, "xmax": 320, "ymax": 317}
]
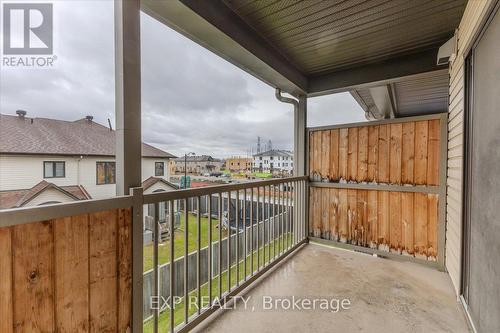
[
  {"xmin": 0, "ymin": 114, "xmax": 176, "ymax": 158},
  {"xmin": 142, "ymin": 176, "xmax": 179, "ymax": 191},
  {"xmin": 253, "ymin": 149, "xmax": 293, "ymax": 158},
  {"xmin": 0, "ymin": 180, "xmax": 91, "ymax": 209},
  {"xmin": 173, "ymin": 155, "xmax": 222, "ymax": 163}
]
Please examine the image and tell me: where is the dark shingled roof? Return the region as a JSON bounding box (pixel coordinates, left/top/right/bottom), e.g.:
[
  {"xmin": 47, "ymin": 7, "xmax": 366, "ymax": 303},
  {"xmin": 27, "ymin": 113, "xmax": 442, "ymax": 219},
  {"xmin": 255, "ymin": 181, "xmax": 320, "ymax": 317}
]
[
  {"xmin": 0, "ymin": 114, "xmax": 176, "ymax": 158},
  {"xmin": 173, "ymin": 155, "xmax": 222, "ymax": 163}
]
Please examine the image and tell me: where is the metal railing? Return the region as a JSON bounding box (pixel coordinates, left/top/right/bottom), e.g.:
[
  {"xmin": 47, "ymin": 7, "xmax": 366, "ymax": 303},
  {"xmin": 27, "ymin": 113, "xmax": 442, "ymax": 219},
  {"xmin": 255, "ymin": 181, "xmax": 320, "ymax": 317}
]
[
  {"xmin": 142, "ymin": 176, "xmax": 308, "ymax": 333},
  {"xmin": 0, "ymin": 176, "xmax": 308, "ymax": 333}
]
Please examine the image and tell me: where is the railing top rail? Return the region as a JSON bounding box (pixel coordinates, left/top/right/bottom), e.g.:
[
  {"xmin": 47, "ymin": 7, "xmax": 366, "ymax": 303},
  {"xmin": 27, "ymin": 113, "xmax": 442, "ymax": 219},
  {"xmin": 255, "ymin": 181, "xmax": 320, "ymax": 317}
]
[
  {"xmin": 0, "ymin": 195, "xmax": 133, "ymax": 228},
  {"xmin": 0, "ymin": 176, "xmax": 308, "ymax": 227},
  {"xmin": 143, "ymin": 176, "xmax": 308, "ymax": 204},
  {"xmin": 307, "ymin": 112, "xmax": 447, "ymax": 132}
]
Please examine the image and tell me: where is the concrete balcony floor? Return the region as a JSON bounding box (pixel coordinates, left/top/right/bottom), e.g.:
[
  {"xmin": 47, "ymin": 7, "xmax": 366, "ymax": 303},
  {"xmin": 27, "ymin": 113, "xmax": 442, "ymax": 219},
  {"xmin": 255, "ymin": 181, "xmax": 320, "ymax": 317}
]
[{"xmin": 198, "ymin": 243, "xmax": 470, "ymax": 333}]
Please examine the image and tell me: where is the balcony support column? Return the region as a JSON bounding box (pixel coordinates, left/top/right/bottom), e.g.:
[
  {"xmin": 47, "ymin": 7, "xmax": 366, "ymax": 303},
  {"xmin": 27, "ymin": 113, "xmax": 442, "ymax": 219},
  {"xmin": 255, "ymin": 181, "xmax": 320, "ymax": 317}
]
[
  {"xmin": 115, "ymin": 0, "xmax": 142, "ymax": 196},
  {"xmin": 295, "ymin": 95, "xmax": 308, "ymax": 241},
  {"xmin": 294, "ymin": 95, "xmax": 307, "ymax": 177},
  {"xmin": 115, "ymin": 1, "xmax": 142, "ymax": 332}
]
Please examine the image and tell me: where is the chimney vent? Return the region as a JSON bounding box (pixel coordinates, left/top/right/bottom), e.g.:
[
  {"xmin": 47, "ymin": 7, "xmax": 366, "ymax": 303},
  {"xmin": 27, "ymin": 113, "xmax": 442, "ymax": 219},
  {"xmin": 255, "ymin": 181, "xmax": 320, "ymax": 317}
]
[
  {"xmin": 85, "ymin": 115, "xmax": 93, "ymax": 122},
  {"xmin": 16, "ymin": 110, "xmax": 27, "ymax": 118}
]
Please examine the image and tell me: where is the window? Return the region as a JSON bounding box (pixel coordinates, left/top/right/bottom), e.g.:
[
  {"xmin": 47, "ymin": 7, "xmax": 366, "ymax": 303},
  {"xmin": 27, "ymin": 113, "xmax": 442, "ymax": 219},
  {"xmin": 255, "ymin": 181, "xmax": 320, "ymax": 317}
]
[
  {"xmin": 44, "ymin": 161, "xmax": 65, "ymax": 178},
  {"xmin": 155, "ymin": 162, "xmax": 165, "ymax": 176},
  {"xmin": 96, "ymin": 162, "xmax": 116, "ymax": 185}
]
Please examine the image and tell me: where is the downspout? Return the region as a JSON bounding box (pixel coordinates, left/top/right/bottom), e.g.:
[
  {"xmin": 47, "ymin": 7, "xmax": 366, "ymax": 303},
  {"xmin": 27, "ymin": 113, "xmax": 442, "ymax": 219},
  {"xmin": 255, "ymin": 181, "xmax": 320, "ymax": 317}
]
[
  {"xmin": 275, "ymin": 88, "xmax": 299, "ymax": 113},
  {"xmin": 275, "ymin": 88, "xmax": 299, "ymax": 176}
]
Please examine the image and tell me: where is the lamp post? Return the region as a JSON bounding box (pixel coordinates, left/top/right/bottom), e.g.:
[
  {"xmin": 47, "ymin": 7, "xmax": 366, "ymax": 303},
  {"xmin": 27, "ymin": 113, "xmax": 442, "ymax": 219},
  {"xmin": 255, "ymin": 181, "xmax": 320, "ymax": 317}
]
[{"xmin": 183, "ymin": 152, "xmax": 195, "ymax": 188}]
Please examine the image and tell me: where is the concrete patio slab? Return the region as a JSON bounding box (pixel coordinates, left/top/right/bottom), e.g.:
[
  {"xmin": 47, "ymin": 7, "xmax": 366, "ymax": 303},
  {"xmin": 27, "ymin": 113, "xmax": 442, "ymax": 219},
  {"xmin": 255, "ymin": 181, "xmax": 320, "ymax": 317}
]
[{"xmin": 198, "ymin": 243, "xmax": 470, "ymax": 333}]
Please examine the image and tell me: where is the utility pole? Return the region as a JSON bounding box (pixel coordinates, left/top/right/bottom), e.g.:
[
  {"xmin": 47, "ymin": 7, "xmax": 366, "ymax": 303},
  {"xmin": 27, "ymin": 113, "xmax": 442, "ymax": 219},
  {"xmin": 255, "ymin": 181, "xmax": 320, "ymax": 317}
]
[{"xmin": 184, "ymin": 152, "xmax": 194, "ymax": 188}]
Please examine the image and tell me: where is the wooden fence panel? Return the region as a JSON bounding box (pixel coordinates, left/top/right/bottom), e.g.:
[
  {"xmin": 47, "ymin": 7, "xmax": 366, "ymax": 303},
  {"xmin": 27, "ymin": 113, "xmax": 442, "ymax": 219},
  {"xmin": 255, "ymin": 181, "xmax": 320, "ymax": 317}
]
[
  {"xmin": 330, "ymin": 129, "xmax": 339, "ymax": 181},
  {"xmin": 55, "ymin": 215, "xmax": 90, "ymax": 332},
  {"xmin": 329, "ymin": 188, "xmax": 339, "ymax": 241},
  {"xmin": 357, "ymin": 127, "xmax": 368, "ymax": 182},
  {"xmin": 338, "ymin": 128, "xmax": 349, "ymax": 180},
  {"xmin": 347, "ymin": 128, "xmax": 358, "ymax": 181},
  {"xmin": 309, "ymin": 118, "xmax": 441, "ymax": 186},
  {"xmin": 321, "ymin": 130, "xmax": 331, "ymax": 180},
  {"xmin": 0, "ymin": 208, "xmax": 132, "ymax": 333},
  {"xmin": 389, "ymin": 124, "xmax": 403, "ymax": 184},
  {"xmin": 0, "ymin": 228, "xmax": 13, "ymax": 333},
  {"xmin": 402, "ymin": 122, "xmax": 415, "ymax": 184},
  {"xmin": 308, "ymin": 115, "xmax": 445, "ymax": 262},
  {"xmin": 368, "ymin": 126, "xmax": 379, "ymax": 181},
  {"xmin": 378, "ymin": 124, "xmax": 390, "ymax": 183},
  {"xmin": 414, "ymin": 121, "xmax": 429, "ymax": 185},
  {"xmin": 309, "ymin": 189, "xmax": 439, "ymax": 259},
  {"xmin": 13, "ymin": 221, "xmax": 55, "ymax": 332}
]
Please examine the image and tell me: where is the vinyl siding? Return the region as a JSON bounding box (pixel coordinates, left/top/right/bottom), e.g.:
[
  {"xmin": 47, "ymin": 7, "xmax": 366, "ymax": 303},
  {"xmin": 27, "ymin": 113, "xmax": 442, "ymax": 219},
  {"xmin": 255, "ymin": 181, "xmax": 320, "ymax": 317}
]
[
  {"xmin": 0, "ymin": 155, "xmax": 171, "ymax": 200},
  {"xmin": 142, "ymin": 158, "xmax": 169, "ymax": 181},
  {"xmin": 24, "ymin": 188, "xmax": 76, "ymax": 206},
  {"xmin": 445, "ymin": 0, "xmax": 495, "ymax": 295}
]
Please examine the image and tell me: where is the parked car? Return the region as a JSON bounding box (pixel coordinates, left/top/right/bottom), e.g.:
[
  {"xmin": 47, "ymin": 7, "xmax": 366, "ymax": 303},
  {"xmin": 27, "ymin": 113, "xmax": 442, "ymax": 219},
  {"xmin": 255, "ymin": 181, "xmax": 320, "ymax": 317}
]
[{"xmin": 210, "ymin": 171, "xmax": 222, "ymax": 177}]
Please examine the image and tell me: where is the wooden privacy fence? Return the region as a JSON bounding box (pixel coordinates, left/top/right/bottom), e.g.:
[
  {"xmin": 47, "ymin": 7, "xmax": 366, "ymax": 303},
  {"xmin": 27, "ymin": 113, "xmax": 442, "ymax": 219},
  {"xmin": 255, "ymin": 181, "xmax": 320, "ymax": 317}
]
[
  {"xmin": 0, "ymin": 206, "xmax": 132, "ymax": 333},
  {"xmin": 307, "ymin": 114, "xmax": 447, "ymax": 266}
]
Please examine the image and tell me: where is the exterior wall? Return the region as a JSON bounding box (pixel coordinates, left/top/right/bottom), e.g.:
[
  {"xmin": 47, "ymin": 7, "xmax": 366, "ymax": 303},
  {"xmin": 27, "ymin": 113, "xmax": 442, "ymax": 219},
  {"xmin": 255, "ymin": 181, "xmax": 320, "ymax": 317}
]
[
  {"xmin": 143, "ymin": 181, "xmax": 176, "ymax": 195},
  {"xmin": 226, "ymin": 157, "xmax": 252, "ymax": 172},
  {"xmin": 252, "ymin": 154, "xmax": 293, "ymax": 174},
  {"xmin": 173, "ymin": 160, "xmax": 223, "ymax": 175},
  {"xmin": 141, "ymin": 157, "xmax": 169, "ymax": 182},
  {"xmin": 0, "ymin": 155, "xmax": 171, "ymax": 200},
  {"xmin": 446, "ymin": 0, "xmax": 495, "ymax": 295},
  {"xmin": 24, "ymin": 188, "xmax": 76, "ymax": 206}
]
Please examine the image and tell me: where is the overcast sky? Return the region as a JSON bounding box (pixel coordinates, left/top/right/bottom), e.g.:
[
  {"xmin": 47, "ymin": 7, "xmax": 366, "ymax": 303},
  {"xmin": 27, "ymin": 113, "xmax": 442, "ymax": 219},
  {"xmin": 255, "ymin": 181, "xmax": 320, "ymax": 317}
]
[{"xmin": 0, "ymin": 0, "xmax": 365, "ymax": 158}]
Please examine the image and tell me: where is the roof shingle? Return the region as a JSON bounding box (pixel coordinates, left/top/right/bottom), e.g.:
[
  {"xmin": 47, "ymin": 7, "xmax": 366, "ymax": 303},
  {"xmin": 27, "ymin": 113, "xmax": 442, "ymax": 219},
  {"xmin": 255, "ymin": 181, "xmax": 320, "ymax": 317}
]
[
  {"xmin": 0, "ymin": 181, "xmax": 91, "ymax": 209},
  {"xmin": 0, "ymin": 114, "xmax": 176, "ymax": 158}
]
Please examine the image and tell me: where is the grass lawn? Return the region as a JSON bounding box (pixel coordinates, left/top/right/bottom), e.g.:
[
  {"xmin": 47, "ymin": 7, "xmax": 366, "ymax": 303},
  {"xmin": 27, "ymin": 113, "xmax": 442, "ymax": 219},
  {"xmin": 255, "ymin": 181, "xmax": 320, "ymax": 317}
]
[
  {"xmin": 143, "ymin": 213, "xmax": 227, "ymax": 272},
  {"xmin": 252, "ymin": 172, "xmax": 273, "ymax": 178},
  {"xmin": 143, "ymin": 233, "xmax": 293, "ymax": 333}
]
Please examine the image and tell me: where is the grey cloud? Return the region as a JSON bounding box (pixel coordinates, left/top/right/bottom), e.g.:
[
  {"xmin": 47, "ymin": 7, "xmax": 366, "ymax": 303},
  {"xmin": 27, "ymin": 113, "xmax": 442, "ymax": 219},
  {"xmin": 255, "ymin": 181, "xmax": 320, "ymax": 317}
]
[{"xmin": 1, "ymin": 1, "xmax": 364, "ymax": 159}]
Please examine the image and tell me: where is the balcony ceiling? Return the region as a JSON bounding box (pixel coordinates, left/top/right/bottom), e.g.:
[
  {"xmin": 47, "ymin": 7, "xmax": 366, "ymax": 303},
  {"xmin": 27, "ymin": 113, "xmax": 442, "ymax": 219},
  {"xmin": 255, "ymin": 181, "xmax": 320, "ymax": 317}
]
[{"xmin": 142, "ymin": 0, "xmax": 466, "ymax": 115}]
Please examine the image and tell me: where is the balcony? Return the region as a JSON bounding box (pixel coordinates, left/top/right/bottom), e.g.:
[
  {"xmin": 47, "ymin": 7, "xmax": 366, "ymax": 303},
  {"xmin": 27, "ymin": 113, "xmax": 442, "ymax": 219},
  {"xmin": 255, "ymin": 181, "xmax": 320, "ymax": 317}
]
[
  {"xmin": 2, "ymin": 0, "xmax": 499, "ymax": 332},
  {"xmin": 0, "ymin": 175, "xmax": 468, "ymax": 333}
]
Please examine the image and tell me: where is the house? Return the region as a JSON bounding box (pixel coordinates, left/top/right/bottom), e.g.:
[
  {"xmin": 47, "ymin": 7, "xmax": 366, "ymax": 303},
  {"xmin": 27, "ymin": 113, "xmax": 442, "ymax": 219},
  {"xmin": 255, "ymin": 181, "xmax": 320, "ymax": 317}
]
[
  {"xmin": 225, "ymin": 156, "xmax": 252, "ymax": 173},
  {"xmin": 0, "ymin": 112, "xmax": 177, "ymax": 208},
  {"xmin": 252, "ymin": 149, "xmax": 293, "ymax": 175},
  {"xmin": 172, "ymin": 155, "xmax": 224, "ymax": 175}
]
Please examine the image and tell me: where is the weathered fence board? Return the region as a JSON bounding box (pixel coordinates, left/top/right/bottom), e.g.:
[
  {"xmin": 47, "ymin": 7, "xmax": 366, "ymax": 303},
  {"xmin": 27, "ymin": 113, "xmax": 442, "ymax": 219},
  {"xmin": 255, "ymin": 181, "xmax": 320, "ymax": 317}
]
[
  {"xmin": 308, "ymin": 115, "xmax": 445, "ymax": 262},
  {"xmin": 0, "ymin": 208, "xmax": 132, "ymax": 333},
  {"xmin": 309, "ymin": 189, "xmax": 439, "ymax": 260}
]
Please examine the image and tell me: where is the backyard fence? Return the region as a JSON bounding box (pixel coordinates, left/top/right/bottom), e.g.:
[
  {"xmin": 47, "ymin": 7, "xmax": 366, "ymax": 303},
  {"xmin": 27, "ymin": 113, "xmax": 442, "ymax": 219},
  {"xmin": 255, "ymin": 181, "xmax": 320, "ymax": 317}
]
[{"xmin": 142, "ymin": 210, "xmax": 290, "ymax": 320}]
